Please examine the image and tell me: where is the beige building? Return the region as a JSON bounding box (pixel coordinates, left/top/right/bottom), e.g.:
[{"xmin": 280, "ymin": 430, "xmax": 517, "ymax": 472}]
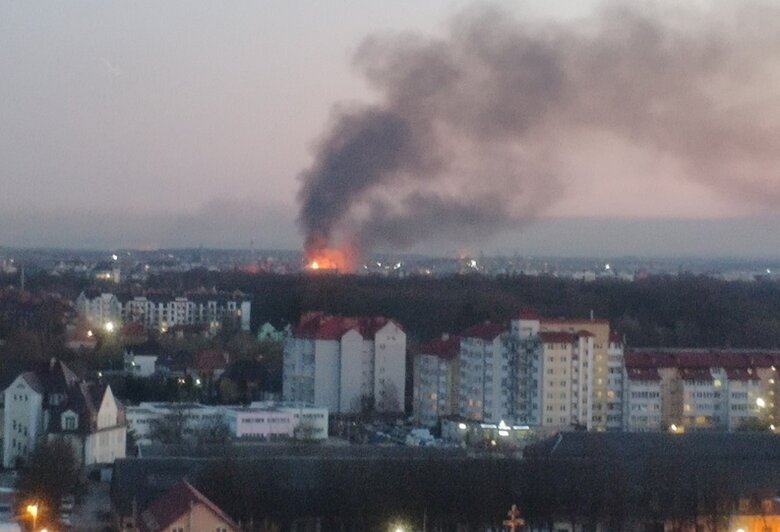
[
  {"xmin": 538, "ymin": 331, "xmax": 595, "ymax": 430},
  {"xmin": 626, "ymin": 350, "xmax": 780, "ymax": 432},
  {"xmin": 540, "ymin": 319, "xmax": 614, "ymax": 430},
  {"xmin": 138, "ymin": 480, "xmax": 239, "ymax": 532}
]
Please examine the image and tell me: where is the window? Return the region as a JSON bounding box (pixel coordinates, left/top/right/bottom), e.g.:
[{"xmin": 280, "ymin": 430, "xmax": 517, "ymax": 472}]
[{"xmin": 64, "ymin": 416, "xmax": 76, "ymax": 430}]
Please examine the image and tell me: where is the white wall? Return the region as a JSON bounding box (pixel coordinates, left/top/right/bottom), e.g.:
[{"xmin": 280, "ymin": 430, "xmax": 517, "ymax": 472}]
[
  {"xmin": 314, "ymin": 339, "xmax": 341, "ymax": 412},
  {"xmin": 373, "ymin": 322, "xmax": 406, "ymax": 413},
  {"xmin": 2, "ymin": 376, "xmax": 44, "ymax": 468},
  {"xmin": 339, "ymin": 329, "xmax": 365, "ymax": 413}
]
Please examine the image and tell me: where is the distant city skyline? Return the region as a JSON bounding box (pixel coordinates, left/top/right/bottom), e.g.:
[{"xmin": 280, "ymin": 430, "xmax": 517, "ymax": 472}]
[{"xmin": 2, "ymin": 1, "xmax": 779, "ymax": 256}]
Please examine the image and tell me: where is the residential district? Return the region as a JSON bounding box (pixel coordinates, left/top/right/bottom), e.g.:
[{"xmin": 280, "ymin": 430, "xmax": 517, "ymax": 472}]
[{"xmin": 2, "ymin": 283, "xmax": 780, "ymax": 530}]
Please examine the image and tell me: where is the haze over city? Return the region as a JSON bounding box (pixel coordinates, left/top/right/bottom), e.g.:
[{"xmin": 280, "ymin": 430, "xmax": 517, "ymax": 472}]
[{"xmin": 3, "ymin": 0, "xmax": 780, "ymax": 257}]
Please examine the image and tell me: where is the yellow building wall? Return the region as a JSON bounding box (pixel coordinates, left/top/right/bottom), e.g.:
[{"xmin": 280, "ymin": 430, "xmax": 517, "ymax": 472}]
[
  {"xmin": 541, "ymin": 320, "xmax": 611, "ymax": 429},
  {"xmin": 166, "ymin": 502, "xmax": 237, "ymax": 532}
]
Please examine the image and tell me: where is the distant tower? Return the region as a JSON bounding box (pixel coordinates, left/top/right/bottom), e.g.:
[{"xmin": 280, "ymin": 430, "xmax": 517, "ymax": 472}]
[{"xmin": 19, "ymin": 264, "xmax": 25, "ymax": 291}]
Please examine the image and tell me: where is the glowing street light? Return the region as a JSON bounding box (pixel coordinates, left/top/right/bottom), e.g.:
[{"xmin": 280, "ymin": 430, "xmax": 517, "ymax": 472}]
[
  {"xmin": 757, "ymin": 397, "xmax": 767, "ymax": 408},
  {"xmin": 104, "ymin": 321, "xmax": 115, "ymax": 333},
  {"xmin": 26, "ymin": 503, "xmax": 38, "ymax": 529}
]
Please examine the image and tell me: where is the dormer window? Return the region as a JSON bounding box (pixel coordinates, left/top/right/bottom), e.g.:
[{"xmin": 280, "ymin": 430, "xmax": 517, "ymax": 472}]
[
  {"xmin": 50, "ymin": 394, "xmax": 63, "ymax": 406},
  {"xmin": 62, "ymin": 412, "xmax": 78, "ymax": 431}
]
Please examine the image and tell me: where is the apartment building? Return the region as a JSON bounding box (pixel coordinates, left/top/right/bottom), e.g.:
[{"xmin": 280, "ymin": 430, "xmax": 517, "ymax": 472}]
[
  {"xmin": 623, "ymin": 357, "xmax": 663, "ymax": 432},
  {"xmin": 539, "ymin": 318, "xmax": 613, "ymax": 430},
  {"xmin": 625, "ymin": 350, "xmax": 779, "ymax": 432},
  {"xmin": 538, "ymin": 331, "xmax": 594, "ymax": 430},
  {"xmin": 416, "ymin": 312, "xmax": 620, "ymax": 432},
  {"xmin": 75, "ymin": 291, "xmax": 122, "ymax": 329},
  {"xmin": 75, "ymin": 291, "xmax": 251, "ymax": 333},
  {"xmin": 413, "ymin": 335, "xmax": 459, "ymax": 427},
  {"xmin": 457, "ymin": 323, "xmax": 507, "ymax": 422},
  {"xmin": 283, "ymin": 313, "xmax": 406, "ymax": 414}
]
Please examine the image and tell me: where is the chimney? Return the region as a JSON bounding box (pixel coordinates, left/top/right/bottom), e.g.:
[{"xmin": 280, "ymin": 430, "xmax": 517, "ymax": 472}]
[{"xmin": 441, "ymin": 333, "xmax": 450, "ymax": 341}]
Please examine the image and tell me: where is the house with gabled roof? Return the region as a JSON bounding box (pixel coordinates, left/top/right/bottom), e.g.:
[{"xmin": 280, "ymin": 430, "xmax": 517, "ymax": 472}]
[
  {"xmin": 2, "ymin": 358, "xmax": 126, "ymax": 468},
  {"xmin": 137, "ymin": 480, "xmax": 239, "ymax": 532}
]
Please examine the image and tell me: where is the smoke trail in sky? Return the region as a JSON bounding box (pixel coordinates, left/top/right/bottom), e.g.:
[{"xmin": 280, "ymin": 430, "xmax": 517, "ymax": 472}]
[{"xmin": 298, "ymin": 2, "xmax": 780, "ymax": 255}]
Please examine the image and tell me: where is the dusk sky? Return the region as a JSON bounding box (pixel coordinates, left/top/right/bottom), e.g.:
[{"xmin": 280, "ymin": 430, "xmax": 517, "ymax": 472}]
[{"xmin": 2, "ymin": 1, "xmax": 780, "ymax": 256}]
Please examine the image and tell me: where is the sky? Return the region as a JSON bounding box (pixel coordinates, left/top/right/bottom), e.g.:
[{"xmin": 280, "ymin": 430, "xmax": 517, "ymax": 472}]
[{"xmin": 1, "ymin": 1, "xmax": 780, "ymax": 257}]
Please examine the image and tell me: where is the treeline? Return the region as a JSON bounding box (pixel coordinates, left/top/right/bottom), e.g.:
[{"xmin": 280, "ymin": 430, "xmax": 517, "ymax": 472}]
[
  {"xmin": 188, "ymin": 448, "xmax": 775, "ymax": 531},
  {"xmin": 148, "ymin": 270, "xmax": 780, "ymax": 348}
]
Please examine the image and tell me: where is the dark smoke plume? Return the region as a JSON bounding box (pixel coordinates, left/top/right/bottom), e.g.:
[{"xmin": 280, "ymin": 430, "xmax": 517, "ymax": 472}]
[{"xmin": 298, "ymin": 2, "xmax": 780, "ymax": 255}]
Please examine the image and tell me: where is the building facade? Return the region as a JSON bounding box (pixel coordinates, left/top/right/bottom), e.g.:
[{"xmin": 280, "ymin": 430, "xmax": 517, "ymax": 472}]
[
  {"xmin": 417, "ymin": 313, "xmax": 620, "ymax": 432},
  {"xmin": 624, "ymin": 350, "xmax": 779, "ymax": 432},
  {"xmin": 2, "ymin": 359, "xmax": 126, "ymax": 468},
  {"xmin": 126, "ymin": 401, "xmax": 328, "ymax": 444},
  {"xmin": 283, "ymin": 313, "xmax": 406, "ymax": 414},
  {"xmin": 413, "ymin": 335, "xmax": 460, "ymax": 427},
  {"xmin": 75, "ymin": 291, "xmax": 251, "ymax": 333}
]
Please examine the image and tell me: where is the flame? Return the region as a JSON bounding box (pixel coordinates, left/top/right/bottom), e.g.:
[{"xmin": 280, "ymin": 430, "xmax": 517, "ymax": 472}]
[{"xmin": 305, "ymin": 246, "xmax": 357, "ymax": 273}]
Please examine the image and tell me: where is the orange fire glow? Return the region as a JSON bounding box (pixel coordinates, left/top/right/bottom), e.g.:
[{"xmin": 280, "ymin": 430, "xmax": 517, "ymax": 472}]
[{"xmin": 305, "ymin": 247, "xmax": 356, "ymax": 273}]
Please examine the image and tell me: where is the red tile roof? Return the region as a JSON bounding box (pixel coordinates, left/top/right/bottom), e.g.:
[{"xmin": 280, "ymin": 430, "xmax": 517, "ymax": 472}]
[
  {"xmin": 460, "ymin": 322, "xmax": 506, "ymax": 341},
  {"xmin": 292, "ymin": 313, "xmax": 403, "ymax": 340},
  {"xmin": 196, "ymin": 350, "xmax": 228, "ymax": 373},
  {"xmin": 138, "ymin": 480, "xmax": 238, "ymax": 532},
  {"xmin": 517, "ymin": 309, "xmax": 539, "ymax": 319},
  {"xmin": 419, "ymin": 336, "xmax": 460, "ymax": 359}
]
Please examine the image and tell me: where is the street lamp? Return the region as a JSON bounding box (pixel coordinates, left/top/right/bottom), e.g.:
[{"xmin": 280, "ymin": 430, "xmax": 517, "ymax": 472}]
[{"xmin": 26, "ymin": 503, "xmax": 38, "ymax": 530}]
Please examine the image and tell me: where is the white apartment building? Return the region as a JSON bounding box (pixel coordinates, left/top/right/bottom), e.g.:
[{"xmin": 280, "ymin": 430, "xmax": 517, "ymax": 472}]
[
  {"xmin": 3, "ymin": 359, "xmax": 126, "ymax": 468},
  {"xmin": 75, "ymin": 291, "xmax": 251, "ymax": 333},
  {"xmin": 724, "ymin": 369, "xmax": 765, "ymax": 430},
  {"xmin": 623, "ymin": 363, "xmax": 663, "ymax": 432},
  {"xmin": 606, "ymin": 334, "xmax": 625, "ymax": 430},
  {"xmin": 457, "ymin": 323, "xmax": 508, "ymax": 422},
  {"xmin": 413, "ymin": 335, "xmax": 460, "ymax": 427},
  {"xmin": 75, "ymin": 291, "xmax": 122, "ymax": 329},
  {"xmin": 283, "ymin": 313, "xmax": 406, "ymax": 414}
]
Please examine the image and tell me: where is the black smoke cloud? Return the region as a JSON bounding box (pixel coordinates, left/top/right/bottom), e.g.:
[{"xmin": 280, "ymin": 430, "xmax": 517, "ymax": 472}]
[{"xmin": 297, "ymin": 2, "xmax": 780, "ymax": 254}]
